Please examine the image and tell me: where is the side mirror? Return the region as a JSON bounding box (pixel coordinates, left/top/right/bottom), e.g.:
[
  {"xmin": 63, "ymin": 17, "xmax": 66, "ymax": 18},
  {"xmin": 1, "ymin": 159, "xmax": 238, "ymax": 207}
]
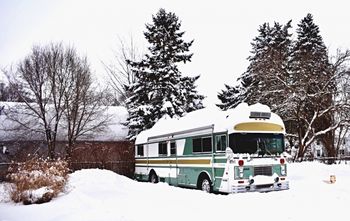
[{"xmin": 225, "ymin": 147, "xmax": 233, "ymax": 159}]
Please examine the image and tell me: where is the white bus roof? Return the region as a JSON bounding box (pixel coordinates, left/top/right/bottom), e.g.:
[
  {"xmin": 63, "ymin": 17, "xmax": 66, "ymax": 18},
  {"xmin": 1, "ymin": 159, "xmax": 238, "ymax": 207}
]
[{"xmin": 135, "ymin": 103, "xmax": 285, "ymax": 145}]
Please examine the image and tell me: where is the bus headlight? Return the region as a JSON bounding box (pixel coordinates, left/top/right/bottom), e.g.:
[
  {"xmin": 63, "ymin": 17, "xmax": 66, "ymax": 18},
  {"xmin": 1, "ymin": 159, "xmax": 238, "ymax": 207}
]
[
  {"xmin": 239, "ymin": 167, "xmax": 244, "ymax": 178},
  {"xmin": 281, "ymin": 165, "xmax": 286, "ymax": 176}
]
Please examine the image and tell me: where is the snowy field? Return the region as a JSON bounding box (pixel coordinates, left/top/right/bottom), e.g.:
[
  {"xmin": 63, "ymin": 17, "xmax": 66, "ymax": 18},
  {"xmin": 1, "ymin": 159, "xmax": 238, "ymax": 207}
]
[{"xmin": 0, "ymin": 162, "xmax": 349, "ymax": 221}]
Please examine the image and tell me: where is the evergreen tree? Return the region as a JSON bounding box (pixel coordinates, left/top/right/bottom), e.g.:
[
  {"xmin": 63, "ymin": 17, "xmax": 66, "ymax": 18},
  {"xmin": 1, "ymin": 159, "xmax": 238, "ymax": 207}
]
[
  {"xmin": 217, "ymin": 84, "xmax": 244, "ymax": 110},
  {"xmin": 217, "ymin": 21, "xmax": 292, "ymax": 112},
  {"xmin": 291, "ymin": 13, "xmax": 331, "ymax": 106},
  {"xmin": 290, "ymin": 13, "xmax": 335, "ymax": 158},
  {"xmin": 217, "ymin": 13, "xmax": 349, "ymax": 160},
  {"xmin": 126, "ymin": 8, "xmax": 204, "ymax": 138}
]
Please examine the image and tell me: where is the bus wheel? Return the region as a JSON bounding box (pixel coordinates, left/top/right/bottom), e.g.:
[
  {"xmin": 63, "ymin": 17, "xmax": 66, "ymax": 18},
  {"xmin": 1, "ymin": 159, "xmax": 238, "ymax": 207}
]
[
  {"xmin": 199, "ymin": 175, "xmax": 212, "ymax": 193},
  {"xmin": 149, "ymin": 171, "xmax": 158, "ymax": 184}
]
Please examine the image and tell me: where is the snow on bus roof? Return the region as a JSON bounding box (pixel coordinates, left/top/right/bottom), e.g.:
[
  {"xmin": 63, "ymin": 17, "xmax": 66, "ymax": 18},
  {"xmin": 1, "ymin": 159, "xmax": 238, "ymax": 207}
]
[{"xmin": 135, "ymin": 103, "xmax": 284, "ymax": 144}]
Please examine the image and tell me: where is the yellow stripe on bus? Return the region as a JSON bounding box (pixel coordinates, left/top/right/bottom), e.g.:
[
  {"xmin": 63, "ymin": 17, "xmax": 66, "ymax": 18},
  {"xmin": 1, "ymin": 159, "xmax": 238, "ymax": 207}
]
[{"xmin": 234, "ymin": 122, "xmax": 284, "ymax": 132}]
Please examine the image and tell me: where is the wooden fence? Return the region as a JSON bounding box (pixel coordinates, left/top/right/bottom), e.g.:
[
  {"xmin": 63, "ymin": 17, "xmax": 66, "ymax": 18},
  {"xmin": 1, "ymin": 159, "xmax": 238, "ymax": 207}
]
[
  {"xmin": 69, "ymin": 160, "xmax": 134, "ymax": 178},
  {"xmin": 0, "ymin": 140, "xmax": 135, "ymax": 181},
  {"xmin": 0, "ymin": 159, "xmax": 135, "ymax": 182},
  {"xmin": 314, "ymin": 156, "xmax": 350, "ymax": 164}
]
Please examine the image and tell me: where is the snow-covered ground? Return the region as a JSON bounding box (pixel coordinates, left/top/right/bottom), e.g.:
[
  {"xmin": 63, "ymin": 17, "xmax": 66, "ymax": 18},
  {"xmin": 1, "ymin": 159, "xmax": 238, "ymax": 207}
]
[{"xmin": 0, "ymin": 162, "xmax": 349, "ymax": 221}]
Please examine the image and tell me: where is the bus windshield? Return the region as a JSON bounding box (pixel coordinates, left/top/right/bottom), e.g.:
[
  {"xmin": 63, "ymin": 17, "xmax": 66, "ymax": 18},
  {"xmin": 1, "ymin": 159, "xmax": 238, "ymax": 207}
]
[{"xmin": 229, "ymin": 133, "xmax": 284, "ymax": 155}]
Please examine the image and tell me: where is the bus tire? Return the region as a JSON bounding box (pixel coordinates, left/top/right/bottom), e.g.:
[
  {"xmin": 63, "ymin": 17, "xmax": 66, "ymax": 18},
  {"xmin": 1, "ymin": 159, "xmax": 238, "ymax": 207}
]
[
  {"xmin": 198, "ymin": 174, "xmax": 212, "ymax": 193},
  {"xmin": 149, "ymin": 170, "xmax": 158, "ymax": 184}
]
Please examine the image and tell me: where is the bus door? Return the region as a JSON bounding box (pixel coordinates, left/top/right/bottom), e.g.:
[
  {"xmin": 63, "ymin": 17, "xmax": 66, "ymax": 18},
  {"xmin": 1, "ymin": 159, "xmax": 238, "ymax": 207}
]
[{"xmin": 169, "ymin": 141, "xmax": 178, "ymax": 185}]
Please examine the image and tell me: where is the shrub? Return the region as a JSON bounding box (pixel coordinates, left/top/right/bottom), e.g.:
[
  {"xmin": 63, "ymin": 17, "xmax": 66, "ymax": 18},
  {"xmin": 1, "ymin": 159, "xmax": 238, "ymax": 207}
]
[{"xmin": 7, "ymin": 158, "xmax": 69, "ymax": 204}]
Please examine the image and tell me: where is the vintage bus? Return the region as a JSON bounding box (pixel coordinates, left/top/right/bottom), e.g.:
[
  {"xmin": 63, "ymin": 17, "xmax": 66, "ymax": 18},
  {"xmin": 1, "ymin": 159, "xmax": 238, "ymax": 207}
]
[{"xmin": 134, "ymin": 103, "xmax": 289, "ymax": 193}]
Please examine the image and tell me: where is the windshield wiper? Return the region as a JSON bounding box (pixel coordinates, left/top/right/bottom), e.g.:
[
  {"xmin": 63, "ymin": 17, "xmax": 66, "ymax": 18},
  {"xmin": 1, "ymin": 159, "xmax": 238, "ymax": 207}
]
[
  {"xmin": 265, "ymin": 146, "xmax": 272, "ymax": 155},
  {"xmin": 256, "ymin": 139, "xmax": 265, "ymax": 156},
  {"xmin": 257, "ymin": 138, "xmax": 273, "ymax": 156}
]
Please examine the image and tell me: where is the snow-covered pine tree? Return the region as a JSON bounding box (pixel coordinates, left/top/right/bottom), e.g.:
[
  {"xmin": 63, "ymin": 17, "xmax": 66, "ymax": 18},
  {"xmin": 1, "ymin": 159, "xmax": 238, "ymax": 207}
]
[
  {"xmin": 217, "ymin": 84, "xmax": 245, "ymax": 110},
  {"xmin": 217, "ymin": 21, "xmax": 292, "ymax": 112},
  {"xmin": 291, "ymin": 14, "xmax": 332, "ymax": 105},
  {"xmin": 178, "ymin": 75, "xmax": 204, "ymax": 113},
  {"xmin": 217, "ymin": 20, "xmax": 297, "ymax": 156},
  {"xmin": 126, "ymin": 8, "xmax": 204, "ymax": 139},
  {"xmin": 217, "ymin": 14, "xmax": 349, "ymax": 160},
  {"xmin": 290, "ymin": 13, "xmax": 336, "ymax": 159}
]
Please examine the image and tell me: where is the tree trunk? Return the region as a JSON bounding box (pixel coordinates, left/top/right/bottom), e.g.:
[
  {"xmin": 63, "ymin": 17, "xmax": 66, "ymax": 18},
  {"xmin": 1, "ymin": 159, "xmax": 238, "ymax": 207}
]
[
  {"xmin": 65, "ymin": 140, "xmax": 74, "ymax": 161},
  {"xmin": 296, "ymin": 144, "xmax": 306, "ymax": 161},
  {"xmin": 320, "ymin": 131, "xmax": 336, "ymax": 164},
  {"xmin": 46, "ymin": 128, "xmax": 56, "ymax": 159}
]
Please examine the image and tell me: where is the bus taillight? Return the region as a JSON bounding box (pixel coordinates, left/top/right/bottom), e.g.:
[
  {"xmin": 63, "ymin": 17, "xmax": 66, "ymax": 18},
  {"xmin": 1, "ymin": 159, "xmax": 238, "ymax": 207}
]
[
  {"xmin": 238, "ymin": 159, "xmax": 244, "ymax": 167},
  {"xmin": 280, "ymin": 158, "xmax": 286, "ymax": 176},
  {"xmin": 280, "ymin": 158, "xmax": 285, "ymax": 165}
]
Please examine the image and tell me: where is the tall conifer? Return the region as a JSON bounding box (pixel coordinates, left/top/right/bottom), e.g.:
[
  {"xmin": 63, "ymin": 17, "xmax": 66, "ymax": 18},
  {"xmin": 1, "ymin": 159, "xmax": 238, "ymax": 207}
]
[{"xmin": 126, "ymin": 9, "xmax": 204, "ymax": 138}]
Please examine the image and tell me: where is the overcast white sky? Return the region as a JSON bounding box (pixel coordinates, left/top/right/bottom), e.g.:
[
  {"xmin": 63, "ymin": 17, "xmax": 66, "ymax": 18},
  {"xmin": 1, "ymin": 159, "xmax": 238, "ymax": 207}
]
[{"xmin": 1, "ymin": 0, "xmax": 350, "ymax": 105}]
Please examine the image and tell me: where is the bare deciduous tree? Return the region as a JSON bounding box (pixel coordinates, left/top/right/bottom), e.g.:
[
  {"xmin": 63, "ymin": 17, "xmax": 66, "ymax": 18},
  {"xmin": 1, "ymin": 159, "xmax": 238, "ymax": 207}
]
[
  {"xmin": 4, "ymin": 45, "xmax": 61, "ymax": 159},
  {"xmin": 3, "ymin": 43, "xmax": 109, "ymax": 159},
  {"xmin": 63, "ymin": 61, "xmax": 110, "ymax": 159},
  {"xmin": 103, "ymin": 35, "xmax": 142, "ymax": 106},
  {"xmin": 331, "ymin": 49, "xmax": 350, "ymax": 156},
  {"xmin": 287, "ymin": 49, "xmax": 350, "ymax": 160}
]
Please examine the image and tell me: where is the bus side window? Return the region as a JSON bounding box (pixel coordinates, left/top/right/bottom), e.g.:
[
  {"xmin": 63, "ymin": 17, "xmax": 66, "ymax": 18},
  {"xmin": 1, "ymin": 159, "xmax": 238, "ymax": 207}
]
[
  {"xmin": 202, "ymin": 137, "xmax": 212, "ymax": 152},
  {"xmin": 137, "ymin": 145, "xmax": 144, "ymax": 156},
  {"xmin": 193, "ymin": 137, "xmax": 212, "ymax": 153},
  {"xmin": 159, "ymin": 142, "xmax": 168, "ymax": 156},
  {"xmin": 193, "ymin": 138, "xmax": 202, "ymax": 152},
  {"xmin": 215, "ymin": 135, "xmax": 227, "ymax": 152}
]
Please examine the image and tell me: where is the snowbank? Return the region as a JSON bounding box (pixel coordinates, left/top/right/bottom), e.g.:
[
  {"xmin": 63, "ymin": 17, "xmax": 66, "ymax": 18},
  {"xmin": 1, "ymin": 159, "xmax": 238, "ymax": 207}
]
[{"xmin": 0, "ymin": 162, "xmax": 349, "ymax": 221}]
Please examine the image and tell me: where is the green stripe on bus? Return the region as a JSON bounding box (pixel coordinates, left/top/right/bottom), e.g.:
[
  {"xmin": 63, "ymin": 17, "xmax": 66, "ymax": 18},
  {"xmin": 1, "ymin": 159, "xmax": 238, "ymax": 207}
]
[{"xmin": 135, "ymin": 159, "xmax": 211, "ymax": 165}]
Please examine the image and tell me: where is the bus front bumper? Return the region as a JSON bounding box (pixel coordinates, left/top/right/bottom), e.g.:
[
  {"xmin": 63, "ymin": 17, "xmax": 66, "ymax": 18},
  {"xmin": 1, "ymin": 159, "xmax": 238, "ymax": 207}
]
[{"xmin": 231, "ymin": 181, "xmax": 289, "ymax": 193}]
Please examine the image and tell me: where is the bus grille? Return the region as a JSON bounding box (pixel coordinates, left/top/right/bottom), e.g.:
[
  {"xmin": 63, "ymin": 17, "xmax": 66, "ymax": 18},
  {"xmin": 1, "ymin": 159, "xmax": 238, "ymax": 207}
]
[
  {"xmin": 256, "ymin": 184, "xmax": 273, "ymax": 189},
  {"xmin": 254, "ymin": 166, "xmax": 272, "ymax": 176}
]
